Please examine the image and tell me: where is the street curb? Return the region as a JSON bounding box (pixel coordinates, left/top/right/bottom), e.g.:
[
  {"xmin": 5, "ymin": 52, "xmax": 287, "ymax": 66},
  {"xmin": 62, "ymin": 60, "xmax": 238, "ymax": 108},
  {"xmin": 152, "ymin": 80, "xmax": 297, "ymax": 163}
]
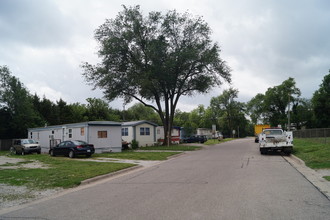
[
  {"xmin": 283, "ymin": 155, "xmax": 330, "ymax": 200},
  {"xmin": 80, "ymin": 165, "xmax": 143, "ymax": 186},
  {"xmin": 167, "ymin": 152, "xmax": 185, "ymax": 159},
  {"xmin": 80, "ymin": 152, "xmax": 186, "ymax": 185}
]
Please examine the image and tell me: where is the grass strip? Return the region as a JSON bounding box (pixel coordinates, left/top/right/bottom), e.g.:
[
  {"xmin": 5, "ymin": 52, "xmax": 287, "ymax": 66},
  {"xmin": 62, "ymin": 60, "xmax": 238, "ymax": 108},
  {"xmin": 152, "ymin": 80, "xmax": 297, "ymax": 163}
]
[
  {"xmin": 0, "ymin": 154, "xmax": 135, "ymax": 189},
  {"xmin": 293, "ymin": 138, "xmax": 330, "ymax": 169},
  {"xmin": 94, "ymin": 151, "xmax": 181, "ymax": 160},
  {"xmin": 138, "ymin": 145, "xmax": 201, "ymax": 151}
]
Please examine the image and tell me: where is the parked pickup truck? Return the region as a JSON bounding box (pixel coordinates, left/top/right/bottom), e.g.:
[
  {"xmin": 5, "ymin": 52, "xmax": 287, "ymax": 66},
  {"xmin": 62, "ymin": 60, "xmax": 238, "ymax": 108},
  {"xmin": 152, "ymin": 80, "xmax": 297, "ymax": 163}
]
[{"xmin": 259, "ymin": 128, "xmax": 293, "ymax": 155}]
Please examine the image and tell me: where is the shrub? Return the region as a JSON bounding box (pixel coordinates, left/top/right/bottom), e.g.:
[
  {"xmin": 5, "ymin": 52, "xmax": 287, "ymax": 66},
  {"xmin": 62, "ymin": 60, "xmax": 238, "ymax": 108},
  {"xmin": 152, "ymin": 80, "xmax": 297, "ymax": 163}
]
[{"xmin": 131, "ymin": 139, "xmax": 139, "ymax": 149}]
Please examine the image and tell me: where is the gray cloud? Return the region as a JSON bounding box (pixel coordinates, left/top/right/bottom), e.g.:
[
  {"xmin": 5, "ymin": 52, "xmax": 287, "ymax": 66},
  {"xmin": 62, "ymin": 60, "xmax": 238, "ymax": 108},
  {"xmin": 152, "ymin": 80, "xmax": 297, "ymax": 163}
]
[
  {"xmin": 0, "ymin": 0, "xmax": 329, "ymax": 111},
  {"xmin": 0, "ymin": 0, "xmax": 74, "ymax": 48}
]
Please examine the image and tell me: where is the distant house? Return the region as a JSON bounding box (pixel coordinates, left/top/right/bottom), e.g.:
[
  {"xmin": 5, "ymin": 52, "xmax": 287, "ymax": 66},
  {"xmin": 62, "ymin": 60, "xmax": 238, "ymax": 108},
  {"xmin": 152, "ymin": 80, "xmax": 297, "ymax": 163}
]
[
  {"xmin": 196, "ymin": 128, "xmax": 212, "ymax": 136},
  {"xmin": 156, "ymin": 126, "xmax": 182, "ymax": 144},
  {"xmin": 121, "ymin": 121, "xmax": 158, "ymax": 147},
  {"xmin": 196, "ymin": 128, "xmax": 222, "ymax": 139},
  {"xmin": 28, "ymin": 121, "xmax": 122, "ymax": 153}
]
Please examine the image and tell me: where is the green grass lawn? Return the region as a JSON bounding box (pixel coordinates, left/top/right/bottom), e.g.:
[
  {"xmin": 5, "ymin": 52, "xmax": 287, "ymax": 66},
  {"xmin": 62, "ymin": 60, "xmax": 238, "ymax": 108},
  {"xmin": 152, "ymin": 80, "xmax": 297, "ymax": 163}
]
[
  {"xmin": 293, "ymin": 138, "xmax": 330, "ymax": 169},
  {"xmin": 0, "ymin": 153, "xmax": 136, "ymax": 189},
  {"xmin": 94, "ymin": 151, "xmax": 181, "ymax": 160},
  {"xmin": 139, "ymin": 145, "xmax": 201, "ymax": 151},
  {"xmin": 0, "ymin": 148, "xmax": 184, "ymax": 189}
]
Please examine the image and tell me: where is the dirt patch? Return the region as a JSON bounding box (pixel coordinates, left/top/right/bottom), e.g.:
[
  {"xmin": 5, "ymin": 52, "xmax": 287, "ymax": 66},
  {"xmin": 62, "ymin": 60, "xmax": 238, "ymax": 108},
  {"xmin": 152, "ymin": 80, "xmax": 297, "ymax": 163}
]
[
  {"xmin": 0, "ymin": 156, "xmax": 48, "ymax": 170},
  {"xmin": 0, "ymin": 156, "xmax": 58, "ymax": 211},
  {"xmin": 0, "ymin": 156, "xmax": 25, "ymax": 165}
]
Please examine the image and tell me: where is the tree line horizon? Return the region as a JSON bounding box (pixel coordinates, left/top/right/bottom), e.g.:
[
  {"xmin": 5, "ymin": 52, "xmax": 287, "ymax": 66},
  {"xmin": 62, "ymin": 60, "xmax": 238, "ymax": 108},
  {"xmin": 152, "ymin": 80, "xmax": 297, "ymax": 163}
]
[{"xmin": 1, "ymin": 65, "xmax": 329, "ymax": 139}]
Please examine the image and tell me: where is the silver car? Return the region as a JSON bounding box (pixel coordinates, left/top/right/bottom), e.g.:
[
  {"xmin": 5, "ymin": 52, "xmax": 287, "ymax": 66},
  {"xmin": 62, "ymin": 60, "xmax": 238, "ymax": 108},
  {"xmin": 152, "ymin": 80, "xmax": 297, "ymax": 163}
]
[{"xmin": 10, "ymin": 139, "xmax": 41, "ymax": 155}]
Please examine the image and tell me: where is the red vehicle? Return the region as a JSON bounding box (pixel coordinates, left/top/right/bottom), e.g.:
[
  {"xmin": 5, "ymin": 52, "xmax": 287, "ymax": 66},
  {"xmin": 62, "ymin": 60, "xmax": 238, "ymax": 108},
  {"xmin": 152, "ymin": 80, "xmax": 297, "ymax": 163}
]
[{"xmin": 49, "ymin": 140, "xmax": 95, "ymax": 158}]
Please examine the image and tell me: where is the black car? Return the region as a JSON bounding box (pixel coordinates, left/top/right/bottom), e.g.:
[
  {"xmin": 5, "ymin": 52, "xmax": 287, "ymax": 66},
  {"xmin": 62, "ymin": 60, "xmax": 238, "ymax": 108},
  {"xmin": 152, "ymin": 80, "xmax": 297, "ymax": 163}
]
[
  {"xmin": 183, "ymin": 135, "xmax": 207, "ymax": 143},
  {"xmin": 49, "ymin": 140, "xmax": 95, "ymax": 158},
  {"xmin": 197, "ymin": 135, "xmax": 207, "ymax": 143}
]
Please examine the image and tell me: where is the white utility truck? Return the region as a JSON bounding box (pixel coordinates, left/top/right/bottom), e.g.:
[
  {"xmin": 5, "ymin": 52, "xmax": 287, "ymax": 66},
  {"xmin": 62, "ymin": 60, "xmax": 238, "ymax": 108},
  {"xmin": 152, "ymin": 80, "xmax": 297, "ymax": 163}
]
[{"xmin": 259, "ymin": 128, "xmax": 293, "ymax": 155}]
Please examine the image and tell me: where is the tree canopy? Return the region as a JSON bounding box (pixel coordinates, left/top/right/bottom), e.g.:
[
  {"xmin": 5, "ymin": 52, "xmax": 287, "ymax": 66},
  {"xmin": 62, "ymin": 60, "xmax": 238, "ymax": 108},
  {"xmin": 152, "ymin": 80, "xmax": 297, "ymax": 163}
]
[
  {"xmin": 247, "ymin": 77, "xmax": 301, "ymax": 128},
  {"xmin": 312, "ymin": 71, "xmax": 330, "ymax": 127},
  {"xmin": 82, "ymin": 5, "xmax": 231, "ymax": 144},
  {"xmin": 0, "ymin": 66, "xmax": 44, "ymax": 138},
  {"xmin": 210, "ymin": 88, "xmax": 248, "ymax": 137}
]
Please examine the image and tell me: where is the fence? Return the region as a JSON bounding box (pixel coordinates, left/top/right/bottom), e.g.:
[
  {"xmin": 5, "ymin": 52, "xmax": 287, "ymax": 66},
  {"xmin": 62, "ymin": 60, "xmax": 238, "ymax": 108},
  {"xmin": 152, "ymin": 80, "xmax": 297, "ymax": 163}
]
[
  {"xmin": 293, "ymin": 128, "xmax": 330, "ymax": 144},
  {"xmin": 0, "ymin": 139, "xmax": 13, "ymax": 151}
]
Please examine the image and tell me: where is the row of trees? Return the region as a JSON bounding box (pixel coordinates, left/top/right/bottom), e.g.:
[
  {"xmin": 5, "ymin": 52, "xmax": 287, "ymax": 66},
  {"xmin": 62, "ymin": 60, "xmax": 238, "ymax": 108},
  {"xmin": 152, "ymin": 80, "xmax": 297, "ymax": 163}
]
[
  {"xmin": 247, "ymin": 74, "xmax": 330, "ymax": 130},
  {"xmin": 175, "ymin": 73, "xmax": 330, "ymax": 138},
  {"xmin": 0, "ymin": 66, "xmax": 160, "ymax": 138},
  {"xmin": 1, "ymin": 65, "xmax": 329, "ymax": 139}
]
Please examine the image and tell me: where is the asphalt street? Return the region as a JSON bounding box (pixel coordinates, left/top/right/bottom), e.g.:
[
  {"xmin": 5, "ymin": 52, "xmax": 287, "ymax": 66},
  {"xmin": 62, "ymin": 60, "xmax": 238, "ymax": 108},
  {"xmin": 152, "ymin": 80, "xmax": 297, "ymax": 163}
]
[{"xmin": 1, "ymin": 138, "xmax": 330, "ymax": 220}]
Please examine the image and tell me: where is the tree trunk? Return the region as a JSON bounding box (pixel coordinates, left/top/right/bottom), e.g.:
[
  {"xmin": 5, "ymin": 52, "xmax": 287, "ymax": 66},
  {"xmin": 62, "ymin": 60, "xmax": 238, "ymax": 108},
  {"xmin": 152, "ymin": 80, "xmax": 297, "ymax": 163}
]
[{"xmin": 162, "ymin": 116, "xmax": 172, "ymax": 146}]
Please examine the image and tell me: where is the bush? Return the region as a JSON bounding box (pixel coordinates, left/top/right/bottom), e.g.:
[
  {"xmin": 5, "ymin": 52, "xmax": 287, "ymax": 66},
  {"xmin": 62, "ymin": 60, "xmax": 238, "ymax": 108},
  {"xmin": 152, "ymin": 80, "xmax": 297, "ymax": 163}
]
[{"xmin": 131, "ymin": 139, "xmax": 139, "ymax": 149}]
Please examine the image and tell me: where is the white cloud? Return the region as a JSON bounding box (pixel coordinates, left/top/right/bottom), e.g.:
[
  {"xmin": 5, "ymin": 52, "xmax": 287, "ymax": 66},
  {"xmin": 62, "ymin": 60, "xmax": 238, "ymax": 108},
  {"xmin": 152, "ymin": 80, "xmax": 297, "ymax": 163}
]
[{"xmin": 26, "ymin": 81, "xmax": 64, "ymax": 102}]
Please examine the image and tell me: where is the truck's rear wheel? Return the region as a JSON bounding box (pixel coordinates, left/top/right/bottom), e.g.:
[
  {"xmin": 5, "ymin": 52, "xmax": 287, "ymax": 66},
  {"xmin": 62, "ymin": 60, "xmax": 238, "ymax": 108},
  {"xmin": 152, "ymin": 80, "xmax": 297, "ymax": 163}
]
[
  {"xmin": 260, "ymin": 149, "xmax": 267, "ymax": 155},
  {"xmin": 284, "ymin": 149, "xmax": 292, "ymax": 155}
]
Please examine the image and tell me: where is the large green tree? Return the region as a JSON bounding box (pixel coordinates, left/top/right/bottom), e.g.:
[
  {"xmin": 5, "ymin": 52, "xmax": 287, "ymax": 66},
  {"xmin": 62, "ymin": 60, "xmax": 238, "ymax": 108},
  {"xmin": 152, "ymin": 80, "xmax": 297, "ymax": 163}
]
[
  {"xmin": 312, "ymin": 71, "xmax": 330, "ymax": 127},
  {"xmin": 263, "ymin": 78, "xmax": 301, "ymax": 128},
  {"xmin": 82, "ymin": 5, "xmax": 231, "ymax": 144},
  {"xmin": 246, "ymin": 93, "xmax": 266, "ymax": 124},
  {"xmin": 291, "ymin": 98, "xmax": 314, "ymax": 129},
  {"xmin": 210, "ymin": 88, "xmax": 248, "ymax": 137},
  {"xmin": 248, "ymin": 78, "xmax": 301, "ymax": 128},
  {"xmin": 124, "ymin": 103, "xmax": 161, "ymax": 124},
  {"xmin": 84, "ymin": 98, "xmax": 121, "ymax": 121},
  {"xmin": 0, "ymin": 66, "xmax": 44, "ymax": 138}
]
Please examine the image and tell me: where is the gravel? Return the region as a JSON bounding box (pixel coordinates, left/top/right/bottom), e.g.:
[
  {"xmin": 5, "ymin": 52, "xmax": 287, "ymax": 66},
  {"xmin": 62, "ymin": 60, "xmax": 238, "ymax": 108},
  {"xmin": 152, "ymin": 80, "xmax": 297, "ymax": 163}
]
[
  {"xmin": 0, "ymin": 184, "xmax": 61, "ymax": 210},
  {"xmin": 0, "ymin": 156, "xmax": 60, "ymax": 211}
]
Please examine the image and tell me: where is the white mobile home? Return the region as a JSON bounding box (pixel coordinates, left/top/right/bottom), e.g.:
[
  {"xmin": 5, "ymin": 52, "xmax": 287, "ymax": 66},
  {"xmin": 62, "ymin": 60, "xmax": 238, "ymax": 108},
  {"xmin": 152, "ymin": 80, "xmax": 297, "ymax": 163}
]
[
  {"xmin": 156, "ymin": 126, "xmax": 182, "ymax": 144},
  {"xmin": 121, "ymin": 121, "xmax": 158, "ymax": 147},
  {"xmin": 28, "ymin": 121, "xmax": 122, "ymax": 153}
]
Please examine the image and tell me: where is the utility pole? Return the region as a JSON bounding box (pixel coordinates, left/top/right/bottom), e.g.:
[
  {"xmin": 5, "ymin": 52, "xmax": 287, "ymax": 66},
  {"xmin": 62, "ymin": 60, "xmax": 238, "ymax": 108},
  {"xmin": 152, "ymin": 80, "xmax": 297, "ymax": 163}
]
[
  {"xmin": 123, "ymin": 104, "xmax": 126, "ymax": 121},
  {"xmin": 288, "ymin": 94, "xmax": 291, "ymax": 131}
]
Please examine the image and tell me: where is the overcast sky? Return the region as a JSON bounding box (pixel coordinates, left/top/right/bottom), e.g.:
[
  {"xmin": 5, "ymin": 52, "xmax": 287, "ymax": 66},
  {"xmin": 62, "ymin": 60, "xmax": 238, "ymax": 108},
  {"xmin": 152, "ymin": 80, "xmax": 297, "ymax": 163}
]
[{"xmin": 1, "ymin": 0, "xmax": 329, "ymax": 112}]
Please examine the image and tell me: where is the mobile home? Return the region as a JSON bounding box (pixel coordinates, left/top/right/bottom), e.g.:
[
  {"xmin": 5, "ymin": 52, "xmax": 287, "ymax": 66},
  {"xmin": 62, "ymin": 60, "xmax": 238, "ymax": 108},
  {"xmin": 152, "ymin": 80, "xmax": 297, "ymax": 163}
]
[
  {"xmin": 121, "ymin": 121, "xmax": 158, "ymax": 147},
  {"xmin": 28, "ymin": 121, "xmax": 122, "ymax": 153},
  {"xmin": 156, "ymin": 126, "xmax": 182, "ymax": 144}
]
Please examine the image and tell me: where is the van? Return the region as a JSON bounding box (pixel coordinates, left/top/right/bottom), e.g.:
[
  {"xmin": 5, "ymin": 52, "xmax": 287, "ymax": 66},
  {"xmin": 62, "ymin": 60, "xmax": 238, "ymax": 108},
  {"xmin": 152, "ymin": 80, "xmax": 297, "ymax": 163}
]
[{"xmin": 11, "ymin": 139, "xmax": 41, "ymax": 155}]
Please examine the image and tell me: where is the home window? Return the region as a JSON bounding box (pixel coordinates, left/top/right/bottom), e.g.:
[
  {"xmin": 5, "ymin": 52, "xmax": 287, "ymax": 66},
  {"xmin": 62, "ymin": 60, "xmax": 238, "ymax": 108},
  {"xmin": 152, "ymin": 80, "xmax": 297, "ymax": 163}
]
[
  {"xmin": 140, "ymin": 127, "xmax": 150, "ymax": 136},
  {"xmin": 98, "ymin": 131, "xmax": 107, "ymax": 138},
  {"xmin": 81, "ymin": 128, "xmax": 85, "ymax": 136},
  {"xmin": 140, "ymin": 128, "xmax": 145, "ymax": 135},
  {"xmin": 122, "ymin": 128, "xmax": 128, "ymax": 136},
  {"xmin": 68, "ymin": 129, "xmax": 72, "ymax": 138}
]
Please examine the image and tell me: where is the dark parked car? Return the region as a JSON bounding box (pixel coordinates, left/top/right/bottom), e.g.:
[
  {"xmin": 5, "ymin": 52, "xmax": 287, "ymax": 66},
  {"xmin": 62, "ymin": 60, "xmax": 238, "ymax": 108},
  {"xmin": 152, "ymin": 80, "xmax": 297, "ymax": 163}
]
[
  {"xmin": 183, "ymin": 135, "xmax": 207, "ymax": 143},
  {"xmin": 49, "ymin": 140, "xmax": 95, "ymax": 158},
  {"xmin": 197, "ymin": 135, "xmax": 207, "ymax": 143}
]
